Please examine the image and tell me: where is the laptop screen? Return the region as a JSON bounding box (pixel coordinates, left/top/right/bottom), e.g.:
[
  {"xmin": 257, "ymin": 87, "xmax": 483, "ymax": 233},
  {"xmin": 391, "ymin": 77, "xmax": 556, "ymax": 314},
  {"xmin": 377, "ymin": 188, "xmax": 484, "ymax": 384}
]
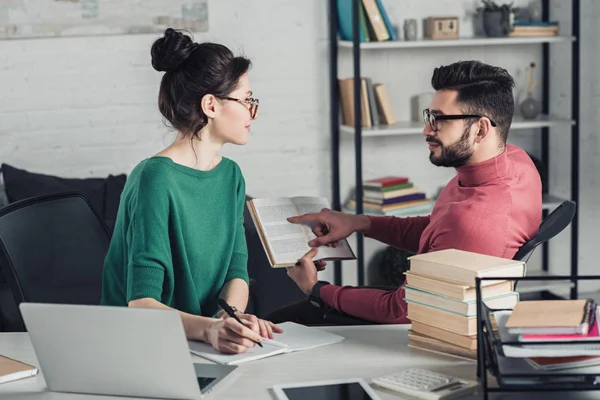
[{"xmin": 197, "ymin": 377, "xmax": 216, "ymax": 390}]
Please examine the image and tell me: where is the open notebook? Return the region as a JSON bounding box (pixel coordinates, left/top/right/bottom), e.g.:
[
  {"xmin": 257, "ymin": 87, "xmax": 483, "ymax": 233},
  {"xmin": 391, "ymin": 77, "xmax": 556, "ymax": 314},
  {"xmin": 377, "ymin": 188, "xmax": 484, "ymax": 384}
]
[{"xmin": 188, "ymin": 322, "xmax": 344, "ymax": 365}]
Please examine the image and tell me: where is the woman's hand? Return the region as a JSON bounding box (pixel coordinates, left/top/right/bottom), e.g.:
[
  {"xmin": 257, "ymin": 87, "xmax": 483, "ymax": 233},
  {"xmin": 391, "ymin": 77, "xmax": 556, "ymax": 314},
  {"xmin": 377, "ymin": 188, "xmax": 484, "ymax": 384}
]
[
  {"xmin": 231, "ymin": 313, "xmax": 284, "ymax": 339},
  {"xmin": 205, "ymin": 317, "xmax": 264, "ymax": 354}
]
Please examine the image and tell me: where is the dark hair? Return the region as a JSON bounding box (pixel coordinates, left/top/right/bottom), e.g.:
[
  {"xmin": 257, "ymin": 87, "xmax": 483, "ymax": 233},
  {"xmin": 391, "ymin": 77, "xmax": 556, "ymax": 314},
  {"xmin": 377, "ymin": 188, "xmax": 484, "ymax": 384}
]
[
  {"xmin": 150, "ymin": 28, "xmax": 251, "ymax": 138},
  {"xmin": 431, "ymin": 60, "xmax": 515, "ymax": 143}
]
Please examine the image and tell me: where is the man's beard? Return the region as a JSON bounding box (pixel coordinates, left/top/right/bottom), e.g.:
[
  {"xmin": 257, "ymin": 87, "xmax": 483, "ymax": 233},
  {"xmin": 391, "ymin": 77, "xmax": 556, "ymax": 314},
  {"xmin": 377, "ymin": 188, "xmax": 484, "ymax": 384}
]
[{"xmin": 427, "ymin": 126, "xmax": 473, "ymax": 168}]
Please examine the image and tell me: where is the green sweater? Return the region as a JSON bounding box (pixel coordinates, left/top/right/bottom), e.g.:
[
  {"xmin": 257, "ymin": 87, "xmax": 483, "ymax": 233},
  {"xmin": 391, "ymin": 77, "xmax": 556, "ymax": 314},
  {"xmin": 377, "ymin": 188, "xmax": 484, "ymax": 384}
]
[{"xmin": 101, "ymin": 156, "xmax": 249, "ymax": 317}]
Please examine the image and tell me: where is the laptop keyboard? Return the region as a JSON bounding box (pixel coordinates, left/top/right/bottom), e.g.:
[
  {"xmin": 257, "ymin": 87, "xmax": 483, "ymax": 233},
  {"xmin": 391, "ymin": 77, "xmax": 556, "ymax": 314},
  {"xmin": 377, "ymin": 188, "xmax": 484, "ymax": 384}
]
[{"xmin": 197, "ymin": 377, "xmax": 217, "ymax": 390}]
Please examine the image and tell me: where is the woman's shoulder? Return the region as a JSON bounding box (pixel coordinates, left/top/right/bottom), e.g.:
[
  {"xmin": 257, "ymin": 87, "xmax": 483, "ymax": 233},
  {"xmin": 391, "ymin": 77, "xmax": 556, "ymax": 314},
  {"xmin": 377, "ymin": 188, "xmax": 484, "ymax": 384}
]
[{"xmin": 127, "ymin": 158, "xmax": 177, "ymax": 191}]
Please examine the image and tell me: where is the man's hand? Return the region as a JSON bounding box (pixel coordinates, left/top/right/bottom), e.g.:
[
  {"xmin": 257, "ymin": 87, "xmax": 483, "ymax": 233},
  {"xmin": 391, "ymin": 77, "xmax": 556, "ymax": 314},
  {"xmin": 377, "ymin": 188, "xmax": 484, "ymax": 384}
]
[
  {"xmin": 287, "ymin": 208, "xmax": 370, "ymax": 247},
  {"xmin": 286, "ymin": 248, "xmax": 326, "ymax": 295}
]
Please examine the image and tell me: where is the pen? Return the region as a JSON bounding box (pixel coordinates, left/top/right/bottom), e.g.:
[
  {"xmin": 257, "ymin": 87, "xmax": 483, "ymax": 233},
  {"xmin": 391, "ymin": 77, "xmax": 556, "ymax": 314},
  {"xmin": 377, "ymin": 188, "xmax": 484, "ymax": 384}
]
[{"xmin": 217, "ymin": 298, "xmax": 263, "ymax": 348}]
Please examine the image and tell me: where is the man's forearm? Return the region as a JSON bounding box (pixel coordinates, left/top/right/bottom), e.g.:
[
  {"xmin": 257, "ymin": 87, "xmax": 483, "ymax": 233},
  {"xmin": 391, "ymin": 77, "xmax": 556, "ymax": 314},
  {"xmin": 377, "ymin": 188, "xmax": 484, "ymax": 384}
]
[
  {"xmin": 218, "ymin": 278, "xmax": 249, "ymax": 314},
  {"xmin": 319, "ymin": 285, "xmax": 410, "ymax": 324}
]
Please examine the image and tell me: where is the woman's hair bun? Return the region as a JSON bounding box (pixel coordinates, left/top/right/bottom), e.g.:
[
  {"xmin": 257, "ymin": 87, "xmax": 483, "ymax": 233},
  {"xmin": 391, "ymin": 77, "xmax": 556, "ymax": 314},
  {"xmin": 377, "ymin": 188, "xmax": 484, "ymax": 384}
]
[{"xmin": 151, "ymin": 28, "xmax": 197, "ymax": 72}]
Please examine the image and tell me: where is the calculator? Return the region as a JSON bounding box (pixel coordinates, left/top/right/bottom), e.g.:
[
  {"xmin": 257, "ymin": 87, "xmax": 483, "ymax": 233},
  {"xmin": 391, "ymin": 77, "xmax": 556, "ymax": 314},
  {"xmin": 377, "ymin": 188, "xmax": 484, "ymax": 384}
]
[{"xmin": 371, "ymin": 368, "xmax": 479, "ymax": 400}]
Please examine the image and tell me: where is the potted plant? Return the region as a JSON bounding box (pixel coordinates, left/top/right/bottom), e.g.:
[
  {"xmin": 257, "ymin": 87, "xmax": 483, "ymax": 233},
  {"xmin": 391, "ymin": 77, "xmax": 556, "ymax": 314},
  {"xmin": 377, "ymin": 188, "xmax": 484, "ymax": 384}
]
[{"xmin": 477, "ymin": 0, "xmax": 519, "ymax": 37}]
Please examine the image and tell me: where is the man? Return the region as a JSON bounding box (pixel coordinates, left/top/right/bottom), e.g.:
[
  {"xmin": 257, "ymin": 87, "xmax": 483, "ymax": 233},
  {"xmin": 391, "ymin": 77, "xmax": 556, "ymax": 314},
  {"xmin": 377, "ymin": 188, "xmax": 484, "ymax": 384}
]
[{"xmin": 268, "ymin": 60, "xmax": 542, "ymax": 325}]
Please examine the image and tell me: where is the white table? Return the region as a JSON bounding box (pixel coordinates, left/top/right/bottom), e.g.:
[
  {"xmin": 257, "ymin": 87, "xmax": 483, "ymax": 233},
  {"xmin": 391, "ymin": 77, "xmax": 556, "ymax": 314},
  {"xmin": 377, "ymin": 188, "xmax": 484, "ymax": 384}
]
[{"xmin": 1, "ymin": 325, "xmax": 599, "ymax": 400}]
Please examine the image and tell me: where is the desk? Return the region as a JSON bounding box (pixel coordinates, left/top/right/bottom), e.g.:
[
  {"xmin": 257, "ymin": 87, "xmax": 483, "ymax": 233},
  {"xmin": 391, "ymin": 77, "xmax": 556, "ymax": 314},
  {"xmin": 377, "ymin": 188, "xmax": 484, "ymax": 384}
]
[{"xmin": 1, "ymin": 325, "xmax": 599, "ymax": 400}]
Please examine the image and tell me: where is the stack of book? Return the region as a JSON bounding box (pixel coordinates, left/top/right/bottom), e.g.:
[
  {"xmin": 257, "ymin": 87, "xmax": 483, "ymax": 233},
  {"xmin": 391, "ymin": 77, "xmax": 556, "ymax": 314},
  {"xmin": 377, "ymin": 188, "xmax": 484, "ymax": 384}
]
[
  {"xmin": 404, "ymin": 249, "xmax": 525, "ymax": 361},
  {"xmin": 345, "ymin": 176, "xmax": 433, "ymax": 216},
  {"xmin": 509, "ymin": 21, "xmax": 559, "ymax": 37},
  {"xmin": 338, "ymin": 77, "xmax": 397, "ymax": 127},
  {"xmin": 505, "ymin": 299, "xmax": 600, "ymax": 370}
]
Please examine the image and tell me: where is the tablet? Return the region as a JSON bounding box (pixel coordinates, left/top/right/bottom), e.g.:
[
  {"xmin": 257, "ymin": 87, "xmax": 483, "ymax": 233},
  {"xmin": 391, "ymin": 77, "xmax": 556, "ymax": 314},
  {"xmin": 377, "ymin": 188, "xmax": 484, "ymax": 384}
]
[{"xmin": 272, "ymin": 378, "xmax": 382, "ymax": 400}]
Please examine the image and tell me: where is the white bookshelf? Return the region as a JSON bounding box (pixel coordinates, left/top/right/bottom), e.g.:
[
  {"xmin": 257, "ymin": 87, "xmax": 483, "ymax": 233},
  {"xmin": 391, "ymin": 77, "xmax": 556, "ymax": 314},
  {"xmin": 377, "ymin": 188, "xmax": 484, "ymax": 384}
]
[
  {"xmin": 340, "ymin": 115, "xmax": 575, "ymax": 137},
  {"xmin": 338, "ymin": 36, "xmax": 576, "ymax": 50}
]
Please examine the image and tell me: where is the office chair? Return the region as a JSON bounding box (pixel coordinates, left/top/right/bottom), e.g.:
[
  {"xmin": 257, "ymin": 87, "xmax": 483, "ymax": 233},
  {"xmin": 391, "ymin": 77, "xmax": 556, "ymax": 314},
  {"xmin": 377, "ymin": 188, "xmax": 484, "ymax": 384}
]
[
  {"xmin": 511, "ymin": 200, "xmax": 576, "ymax": 294},
  {"xmin": 514, "ymin": 200, "xmax": 577, "ymax": 262},
  {"xmin": 0, "ymin": 192, "xmax": 111, "ymax": 331}
]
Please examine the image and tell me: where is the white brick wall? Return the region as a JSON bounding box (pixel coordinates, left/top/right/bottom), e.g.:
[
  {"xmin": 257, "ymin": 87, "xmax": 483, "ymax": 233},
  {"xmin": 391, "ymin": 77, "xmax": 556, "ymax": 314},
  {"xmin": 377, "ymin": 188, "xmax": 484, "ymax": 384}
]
[{"xmin": 0, "ymin": 0, "xmax": 596, "ymax": 288}]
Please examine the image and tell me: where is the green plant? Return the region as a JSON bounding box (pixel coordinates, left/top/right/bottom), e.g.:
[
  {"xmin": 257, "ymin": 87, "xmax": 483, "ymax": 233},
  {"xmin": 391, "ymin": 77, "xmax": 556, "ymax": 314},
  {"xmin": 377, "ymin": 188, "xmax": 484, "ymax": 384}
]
[
  {"xmin": 477, "ymin": 0, "xmax": 519, "ymax": 14},
  {"xmin": 477, "ymin": 0, "xmax": 519, "ymax": 25}
]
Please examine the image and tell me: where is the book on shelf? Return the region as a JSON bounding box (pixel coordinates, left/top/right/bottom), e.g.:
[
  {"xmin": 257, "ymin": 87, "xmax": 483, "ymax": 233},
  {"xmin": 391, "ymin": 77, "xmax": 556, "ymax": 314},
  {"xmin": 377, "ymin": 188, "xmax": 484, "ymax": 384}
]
[
  {"xmin": 336, "ymin": 0, "xmax": 397, "ymax": 42},
  {"xmin": 509, "ymin": 21, "xmax": 560, "ymax": 37},
  {"xmin": 246, "ymin": 196, "xmax": 356, "ymax": 267},
  {"xmin": 373, "ymin": 83, "xmax": 397, "ymax": 125},
  {"xmin": 339, "ymin": 78, "xmax": 396, "ymax": 127},
  {"xmin": 338, "ymin": 77, "xmax": 371, "ymax": 127},
  {"xmin": 347, "ymin": 176, "xmax": 433, "ymax": 216},
  {"xmin": 364, "ymin": 176, "xmax": 409, "ymax": 188},
  {"xmin": 364, "ymin": 186, "xmax": 419, "ymax": 200},
  {"xmin": 505, "ymin": 299, "xmax": 597, "ymax": 335},
  {"xmin": 408, "ymin": 248, "xmax": 525, "ymax": 286}
]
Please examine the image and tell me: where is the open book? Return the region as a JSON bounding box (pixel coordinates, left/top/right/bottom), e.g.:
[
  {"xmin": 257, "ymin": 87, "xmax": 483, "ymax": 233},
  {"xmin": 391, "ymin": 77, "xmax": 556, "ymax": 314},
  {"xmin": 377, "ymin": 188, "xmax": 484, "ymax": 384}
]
[
  {"xmin": 188, "ymin": 322, "xmax": 345, "ymax": 365},
  {"xmin": 246, "ymin": 197, "xmax": 356, "ymax": 267}
]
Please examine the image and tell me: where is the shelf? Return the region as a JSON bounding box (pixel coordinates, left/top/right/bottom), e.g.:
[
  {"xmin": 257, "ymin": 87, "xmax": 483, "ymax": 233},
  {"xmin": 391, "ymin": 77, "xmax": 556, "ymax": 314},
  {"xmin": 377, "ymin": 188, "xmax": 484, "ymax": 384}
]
[
  {"xmin": 515, "ymin": 270, "xmax": 576, "ymax": 294},
  {"xmin": 338, "ymin": 36, "xmax": 576, "ymax": 50},
  {"xmin": 343, "ymin": 194, "xmax": 566, "ymax": 219},
  {"xmin": 340, "ymin": 115, "xmax": 575, "ymax": 137}
]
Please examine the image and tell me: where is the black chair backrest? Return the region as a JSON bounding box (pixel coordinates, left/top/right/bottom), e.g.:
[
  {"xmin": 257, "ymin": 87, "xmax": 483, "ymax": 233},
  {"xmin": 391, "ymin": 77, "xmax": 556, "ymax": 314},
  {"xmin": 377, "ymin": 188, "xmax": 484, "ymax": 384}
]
[
  {"xmin": 513, "ymin": 200, "xmax": 576, "ymax": 262},
  {"xmin": 0, "ymin": 192, "xmax": 111, "ymax": 331}
]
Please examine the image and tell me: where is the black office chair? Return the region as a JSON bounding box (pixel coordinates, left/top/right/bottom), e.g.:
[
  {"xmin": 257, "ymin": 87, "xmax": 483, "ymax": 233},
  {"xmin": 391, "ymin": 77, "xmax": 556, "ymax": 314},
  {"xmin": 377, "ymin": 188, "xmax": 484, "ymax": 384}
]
[
  {"xmin": 0, "ymin": 192, "xmax": 111, "ymax": 331},
  {"xmin": 511, "ymin": 200, "xmax": 576, "ymax": 294},
  {"xmin": 513, "ymin": 200, "xmax": 577, "ymax": 262}
]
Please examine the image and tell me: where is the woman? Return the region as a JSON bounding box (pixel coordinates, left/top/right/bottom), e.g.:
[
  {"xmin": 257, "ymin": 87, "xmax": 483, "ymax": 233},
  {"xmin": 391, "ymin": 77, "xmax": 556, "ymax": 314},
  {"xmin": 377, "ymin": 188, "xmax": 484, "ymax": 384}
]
[{"xmin": 101, "ymin": 28, "xmax": 281, "ymax": 354}]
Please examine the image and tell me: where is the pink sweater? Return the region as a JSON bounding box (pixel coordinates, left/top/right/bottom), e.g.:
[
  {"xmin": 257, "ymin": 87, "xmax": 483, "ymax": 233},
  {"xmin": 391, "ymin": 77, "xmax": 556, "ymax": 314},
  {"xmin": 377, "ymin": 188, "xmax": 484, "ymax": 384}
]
[{"xmin": 320, "ymin": 144, "xmax": 542, "ymax": 324}]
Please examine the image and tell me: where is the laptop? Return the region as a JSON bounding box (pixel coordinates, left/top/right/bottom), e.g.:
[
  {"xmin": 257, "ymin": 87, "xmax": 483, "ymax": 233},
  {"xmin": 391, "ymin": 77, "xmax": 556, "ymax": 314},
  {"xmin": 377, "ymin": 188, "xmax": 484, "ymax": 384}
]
[{"xmin": 19, "ymin": 303, "xmax": 238, "ymax": 399}]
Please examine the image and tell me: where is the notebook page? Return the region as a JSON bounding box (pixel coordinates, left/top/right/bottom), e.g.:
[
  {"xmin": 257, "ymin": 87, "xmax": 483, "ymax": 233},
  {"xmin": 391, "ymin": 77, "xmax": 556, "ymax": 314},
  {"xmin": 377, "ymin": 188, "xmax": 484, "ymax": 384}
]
[
  {"xmin": 188, "ymin": 340, "xmax": 287, "ymax": 365},
  {"xmin": 265, "ymin": 322, "xmax": 345, "ymax": 352}
]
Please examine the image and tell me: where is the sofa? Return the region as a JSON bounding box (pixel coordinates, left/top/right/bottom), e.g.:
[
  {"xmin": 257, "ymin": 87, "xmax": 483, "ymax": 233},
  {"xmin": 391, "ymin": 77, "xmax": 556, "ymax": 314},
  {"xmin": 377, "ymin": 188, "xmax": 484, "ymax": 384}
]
[{"xmin": 0, "ymin": 164, "xmax": 304, "ymax": 331}]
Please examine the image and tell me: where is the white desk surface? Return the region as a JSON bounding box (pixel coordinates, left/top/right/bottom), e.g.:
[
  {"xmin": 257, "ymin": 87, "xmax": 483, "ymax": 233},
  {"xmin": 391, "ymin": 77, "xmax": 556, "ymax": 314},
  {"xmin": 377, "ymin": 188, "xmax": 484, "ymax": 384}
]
[{"xmin": 1, "ymin": 325, "xmax": 599, "ymax": 400}]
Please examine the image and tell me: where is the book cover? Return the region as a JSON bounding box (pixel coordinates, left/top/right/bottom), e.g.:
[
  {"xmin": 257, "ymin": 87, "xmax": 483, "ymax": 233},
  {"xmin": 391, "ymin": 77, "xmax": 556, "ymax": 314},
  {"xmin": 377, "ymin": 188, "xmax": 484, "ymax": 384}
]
[
  {"xmin": 0, "ymin": 355, "xmax": 38, "ymax": 384},
  {"xmin": 404, "ymin": 286, "xmax": 518, "ymax": 317},
  {"xmin": 336, "ymin": 0, "xmax": 366, "ymax": 42},
  {"xmin": 505, "ymin": 299, "xmax": 595, "ymax": 335},
  {"xmin": 404, "ymin": 271, "xmax": 515, "ymax": 301},
  {"xmin": 374, "ymin": 0, "xmax": 397, "ymax": 40},
  {"xmin": 408, "ymin": 249, "xmax": 525, "ymax": 286},
  {"xmin": 364, "ymin": 192, "xmax": 426, "ymax": 205},
  {"xmin": 364, "ymin": 176, "xmax": 409, "ymax": 187}
]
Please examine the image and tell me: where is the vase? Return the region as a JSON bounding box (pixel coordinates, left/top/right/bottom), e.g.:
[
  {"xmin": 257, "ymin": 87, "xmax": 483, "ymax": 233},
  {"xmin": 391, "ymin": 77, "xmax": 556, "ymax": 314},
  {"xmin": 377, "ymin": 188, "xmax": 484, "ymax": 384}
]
[
  {"xmin": 482, "ymin": 11, "xmax": 508, "ymax": 37},
  {"xmin": 520, "ymin": 93, "xmax": 541, "ymax": 119},
  {"xmin": 404, "ymin": 19, "xmax": 417, "ymax": 41}
]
